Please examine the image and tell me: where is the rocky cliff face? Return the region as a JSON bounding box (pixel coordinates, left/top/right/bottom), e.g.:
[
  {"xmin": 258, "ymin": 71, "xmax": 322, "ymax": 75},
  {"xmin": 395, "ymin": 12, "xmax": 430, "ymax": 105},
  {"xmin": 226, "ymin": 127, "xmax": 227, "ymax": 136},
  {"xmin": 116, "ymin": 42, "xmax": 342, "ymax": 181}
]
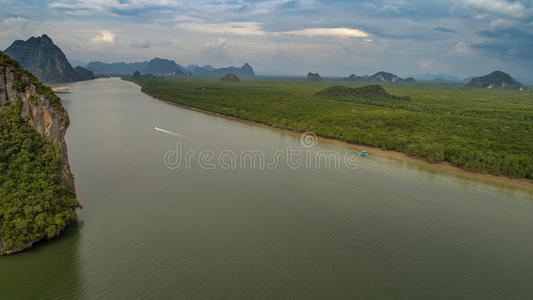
[
  {"xmin": 0, "ymin": 52, "xmax": 74, "ymax": 188},
  {"xmin": 0, "ymin": 51, "xmax": 79, "ymax": 255}
]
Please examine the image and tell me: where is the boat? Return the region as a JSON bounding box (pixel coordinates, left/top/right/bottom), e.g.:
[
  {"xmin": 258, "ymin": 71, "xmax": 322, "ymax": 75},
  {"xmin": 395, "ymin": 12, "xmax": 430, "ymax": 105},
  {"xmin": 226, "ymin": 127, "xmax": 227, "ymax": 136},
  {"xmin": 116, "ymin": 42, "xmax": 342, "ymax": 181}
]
[{"xmin": 360, "ymin": 150, "xmax": 368, "ymax": 157}]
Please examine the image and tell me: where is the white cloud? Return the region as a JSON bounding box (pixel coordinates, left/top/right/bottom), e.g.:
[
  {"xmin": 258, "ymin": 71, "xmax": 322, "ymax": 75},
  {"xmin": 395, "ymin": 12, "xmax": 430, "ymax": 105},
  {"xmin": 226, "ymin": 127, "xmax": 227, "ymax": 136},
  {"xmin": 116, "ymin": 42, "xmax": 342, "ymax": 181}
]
[
  {"xmin": 202, "ymin": 38, "xmax": 232, "ymax": 63},
  {"xmin": 382, "ymin": 0, "xmax": 407, "ymax": 13},
  {"xmin": 463, "ymin": 0, "xmax": 526, "ymax": 18},
  {"xmin": 489, "ymin": 17, "xmax": 520, "ymax": 28},
  {"xmin": 0, "ymin": 17, "xmax": 35, "ymax": 49},
  {"xmin": 173, "ymin": 15, "xmax": 205, "ymax": 23},
  {"xmin": 453, "ymin": 41, "xmax": 473, "ymax": 54},
  {"xmin": 1, "ymin": 16, "xmax": 28, "ymax": 25},
  {"xmin": 92, "ymin": 30, "xmax": 115, "ymax": 43},
  {"xmin": 295, "ymin": 0, "xmax": 317, "ymax": 10},
  {"xmin": 284, "ymin": 28, "xmax": 370, "ymax": 38},
  {"xmin": 174, "ymin": 20, "xmax": 370, "ymax": 40},
  {"xmin": 175, "ymin": 22, "xmax": 267, "ymax": 36}
]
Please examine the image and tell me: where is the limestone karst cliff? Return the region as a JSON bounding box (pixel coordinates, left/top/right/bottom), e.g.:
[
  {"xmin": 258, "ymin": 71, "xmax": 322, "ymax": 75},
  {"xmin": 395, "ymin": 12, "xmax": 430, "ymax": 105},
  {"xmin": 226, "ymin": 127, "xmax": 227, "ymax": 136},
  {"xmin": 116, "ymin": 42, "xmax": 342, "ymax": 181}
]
[
  {"xmin": 4, "ymin": 34, "xmax": 94, "ymax": 82},
  {"xmin": 0, "ymin": 51, "xmax": 79, "ymax": 255},
  {"xmin": 466, "ymin": 71, "xmax": 525, "ymax": 90}
]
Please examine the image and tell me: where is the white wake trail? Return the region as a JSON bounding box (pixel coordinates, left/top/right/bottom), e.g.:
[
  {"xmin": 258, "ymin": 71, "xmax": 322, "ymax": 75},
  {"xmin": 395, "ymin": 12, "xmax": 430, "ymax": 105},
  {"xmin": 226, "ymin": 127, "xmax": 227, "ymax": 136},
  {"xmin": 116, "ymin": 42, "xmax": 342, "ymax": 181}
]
[{"xmin": 153, "ymin": 126, "xmax": 191, "ymax": 140}]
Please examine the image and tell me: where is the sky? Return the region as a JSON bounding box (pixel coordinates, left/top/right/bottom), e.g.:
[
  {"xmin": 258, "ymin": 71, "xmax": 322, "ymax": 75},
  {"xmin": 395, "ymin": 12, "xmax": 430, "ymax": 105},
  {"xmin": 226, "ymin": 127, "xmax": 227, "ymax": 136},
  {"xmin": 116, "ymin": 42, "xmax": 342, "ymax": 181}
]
[{"xmin": 1, "ymin": 0, "xmax": 533, "ymax": 78}]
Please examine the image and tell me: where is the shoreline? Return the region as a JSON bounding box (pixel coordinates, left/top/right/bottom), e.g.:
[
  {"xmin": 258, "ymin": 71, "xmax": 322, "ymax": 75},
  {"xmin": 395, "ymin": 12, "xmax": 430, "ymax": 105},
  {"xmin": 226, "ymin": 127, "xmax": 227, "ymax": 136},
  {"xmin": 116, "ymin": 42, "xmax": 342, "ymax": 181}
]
[{"xmin": 129, "ymin": 80, "xmax": 533, "ymax": 194}]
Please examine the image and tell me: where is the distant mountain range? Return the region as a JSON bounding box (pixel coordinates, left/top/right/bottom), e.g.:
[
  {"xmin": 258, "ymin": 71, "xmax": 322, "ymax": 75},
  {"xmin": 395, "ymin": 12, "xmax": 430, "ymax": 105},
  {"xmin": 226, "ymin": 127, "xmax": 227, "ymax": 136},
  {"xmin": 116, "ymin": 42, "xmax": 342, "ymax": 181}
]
[
  {"xmin": 345, "ymin": 72, "xmax": 416, "ymax": 83},
  {"xmin": 5, "ymin": 34, "xmax": 528, "ymax": 88},
  {"xmin": 86, "ymin": 59, "xmax": 255, "ymax": 77},
  {"xmin": 3, "ymin": 34, "xmax": 94, "ymax": 82},
  {"xmin": 143, "ymin": 58, "xmax": 187, "ymax": 76},
  {"xmin": 191, "ymin": 63, "xmax": 254, "ymax": 77},
  {"xmin": 466, "ymin": 71, "xmax": 525, "ymax": 90},
  {"xmin": 4, "ymin": 34, "xmax": 255, "ymax": 80},
  {"xmin": 408, "ymin": 73, "xmax": 533, "ymax": 85},
  {"xmin": 69, "ymin": 59, "xmax": 87, "ymax": 68},
  {"xmin": 409, "ymin": 73, "xmax": 466, "ymax": 82}
]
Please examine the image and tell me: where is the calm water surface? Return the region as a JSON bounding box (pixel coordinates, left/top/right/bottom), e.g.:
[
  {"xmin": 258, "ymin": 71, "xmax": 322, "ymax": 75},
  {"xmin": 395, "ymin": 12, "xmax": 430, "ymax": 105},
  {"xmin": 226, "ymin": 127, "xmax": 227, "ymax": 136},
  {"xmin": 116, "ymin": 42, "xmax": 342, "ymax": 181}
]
[{"xmin": 1, "ymin": 78, "xmax": 533, "ymax": 299}]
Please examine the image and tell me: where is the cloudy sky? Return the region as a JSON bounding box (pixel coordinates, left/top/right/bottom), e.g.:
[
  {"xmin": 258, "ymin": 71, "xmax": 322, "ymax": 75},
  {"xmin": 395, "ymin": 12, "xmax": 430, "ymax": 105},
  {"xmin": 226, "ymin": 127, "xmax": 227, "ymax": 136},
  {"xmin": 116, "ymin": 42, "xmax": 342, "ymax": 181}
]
[{"xmin": 1, "ymin": 0, "xmax": 532, "ymax": 78}]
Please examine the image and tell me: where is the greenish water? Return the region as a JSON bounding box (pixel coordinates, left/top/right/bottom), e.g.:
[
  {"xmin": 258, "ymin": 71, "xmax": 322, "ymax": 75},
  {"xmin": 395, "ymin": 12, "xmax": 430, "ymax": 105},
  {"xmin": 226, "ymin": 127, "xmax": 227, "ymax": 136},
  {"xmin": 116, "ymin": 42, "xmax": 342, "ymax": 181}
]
[{"xmin": 1, "ymin": 78, "xmax": 533, "ymax": 299}]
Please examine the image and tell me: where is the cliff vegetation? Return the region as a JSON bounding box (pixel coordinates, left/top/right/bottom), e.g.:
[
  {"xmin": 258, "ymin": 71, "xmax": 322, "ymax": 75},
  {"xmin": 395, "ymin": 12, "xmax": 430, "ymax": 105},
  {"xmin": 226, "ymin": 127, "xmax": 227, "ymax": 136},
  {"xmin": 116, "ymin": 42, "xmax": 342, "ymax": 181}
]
[{"xmin": 0, "ymin": 51, "xmax": 79, "ymax": 255}]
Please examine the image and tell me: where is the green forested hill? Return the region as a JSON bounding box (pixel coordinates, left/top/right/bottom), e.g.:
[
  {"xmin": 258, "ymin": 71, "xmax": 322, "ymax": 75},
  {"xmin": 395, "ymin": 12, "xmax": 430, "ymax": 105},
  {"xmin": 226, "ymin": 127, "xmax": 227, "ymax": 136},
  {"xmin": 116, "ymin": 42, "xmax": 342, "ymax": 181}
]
[
  {"xmin": 466, "ymin": 71, "xmax": 524, "ymax": 90},
  {"xmin": 0, "ymin": 51, "xmax": 79, "ymax": 255},
  {"xmin": 0, "ymin": 105, "xmax": 78, "ymax": 254}
]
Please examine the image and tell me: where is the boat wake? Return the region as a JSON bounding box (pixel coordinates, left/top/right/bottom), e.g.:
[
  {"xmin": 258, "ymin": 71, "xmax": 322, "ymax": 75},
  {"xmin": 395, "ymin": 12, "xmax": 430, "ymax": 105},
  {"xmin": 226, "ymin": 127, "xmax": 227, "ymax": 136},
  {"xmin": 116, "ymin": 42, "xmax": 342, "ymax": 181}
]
[{"xmin": 152, "ymin": 126, "xmax": 191, "ymax": 140}]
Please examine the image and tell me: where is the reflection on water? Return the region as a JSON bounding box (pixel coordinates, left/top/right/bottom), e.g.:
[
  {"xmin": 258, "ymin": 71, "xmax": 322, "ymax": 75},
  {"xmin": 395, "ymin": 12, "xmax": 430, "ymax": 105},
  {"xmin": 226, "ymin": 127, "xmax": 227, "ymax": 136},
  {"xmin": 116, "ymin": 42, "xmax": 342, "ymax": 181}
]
[
  {"xmin": 1, "ymin": 78, "xmax": 532, "ymax": 299},
  {"xmin": 0, "ymin": 223, "xmax": 82, "ymax": 299}
]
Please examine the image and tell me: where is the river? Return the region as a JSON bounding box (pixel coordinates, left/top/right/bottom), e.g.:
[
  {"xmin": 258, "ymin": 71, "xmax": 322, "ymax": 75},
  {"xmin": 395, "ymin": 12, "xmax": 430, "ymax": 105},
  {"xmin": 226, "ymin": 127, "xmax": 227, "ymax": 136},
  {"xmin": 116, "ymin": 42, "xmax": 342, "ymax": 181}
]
[{"xmin": 1, "ymin": 78, "xmax": 533, "ymax": 299}]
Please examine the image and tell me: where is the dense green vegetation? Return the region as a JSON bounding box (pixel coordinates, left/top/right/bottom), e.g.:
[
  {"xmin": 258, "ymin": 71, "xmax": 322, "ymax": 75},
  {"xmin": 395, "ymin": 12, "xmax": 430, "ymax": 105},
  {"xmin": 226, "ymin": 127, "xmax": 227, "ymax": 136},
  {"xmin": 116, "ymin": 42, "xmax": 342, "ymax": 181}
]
[
  {"xmin": 0, "ymin": 51, "xmax": 67, "ymax": 114},
  {"xmin": 316, "ymin": 84, "xmax": 411, "ymax": 101},
  {"xmin": 220, "ymin": 73, "xmax": 240, "ymax": 82},
  {"xmin": 125, "ymin": 76, "xmax": 533, "ymax": 179},
  {"xmin": 0, "ymin": 51, "xmax": 79, "ymax": 255},
  {"xmin": 0, "ymin": 103, "xmax": 79, "ymax": 254}
]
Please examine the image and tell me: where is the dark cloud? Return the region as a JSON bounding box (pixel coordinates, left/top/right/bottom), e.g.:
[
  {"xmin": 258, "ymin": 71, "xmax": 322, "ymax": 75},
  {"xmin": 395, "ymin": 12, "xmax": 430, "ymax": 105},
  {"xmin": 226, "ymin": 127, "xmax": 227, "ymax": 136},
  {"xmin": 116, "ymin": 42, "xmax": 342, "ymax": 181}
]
[
  {"xmin": 470, "ymin": 41, "xmax": 513, "ymax": 55},
  {"xmin": 473, "ymin": 23, "xmax": 533, "ymax": 60}
]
